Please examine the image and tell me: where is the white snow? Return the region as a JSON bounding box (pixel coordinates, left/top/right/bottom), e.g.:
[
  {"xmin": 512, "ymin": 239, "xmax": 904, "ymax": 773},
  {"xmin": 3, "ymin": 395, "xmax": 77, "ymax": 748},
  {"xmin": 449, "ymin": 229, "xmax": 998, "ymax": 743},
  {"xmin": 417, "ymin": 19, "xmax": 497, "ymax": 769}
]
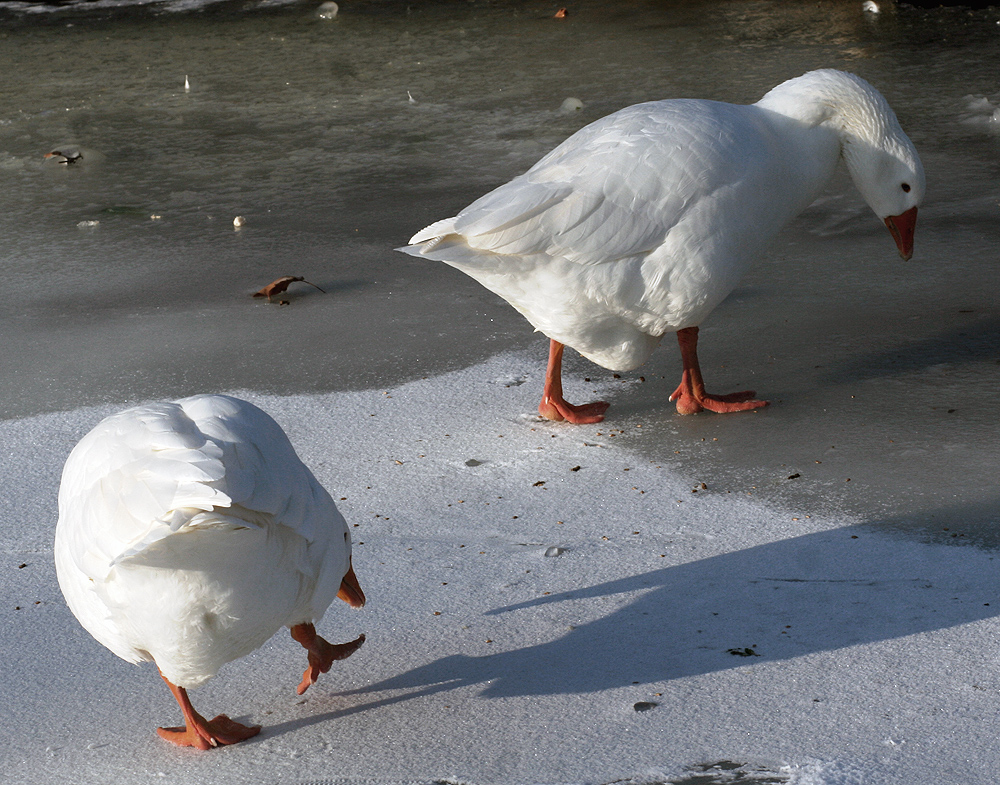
[{"xmin": 4, "ymin": 350, "xmax": 1000, "ymax": 785}]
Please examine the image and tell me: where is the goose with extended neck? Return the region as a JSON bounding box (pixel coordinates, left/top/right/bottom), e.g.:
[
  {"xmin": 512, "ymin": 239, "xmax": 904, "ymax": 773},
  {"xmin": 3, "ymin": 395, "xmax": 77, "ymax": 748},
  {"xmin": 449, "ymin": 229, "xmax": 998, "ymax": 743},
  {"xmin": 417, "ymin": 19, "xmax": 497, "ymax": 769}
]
[{"xmin": 399, "ymin": 69, "xmax": 924, "ymax": 422}]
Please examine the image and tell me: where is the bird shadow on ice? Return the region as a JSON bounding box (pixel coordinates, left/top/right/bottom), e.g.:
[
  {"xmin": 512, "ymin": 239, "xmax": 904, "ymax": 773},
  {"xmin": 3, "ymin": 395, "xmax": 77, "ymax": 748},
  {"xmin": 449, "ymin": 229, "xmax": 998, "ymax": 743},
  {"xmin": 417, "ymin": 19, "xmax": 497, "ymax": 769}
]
[
  {"xmin": 865, "ymin": 496, "xmax": 1000, "ymax": 551},
  {"xmin": 817, "ymin": 315, "xmax": 1000, "ymax": 384},
  {"xmin": 268, "ymin": 510, "xmax": 1000, "ymax": 737}
]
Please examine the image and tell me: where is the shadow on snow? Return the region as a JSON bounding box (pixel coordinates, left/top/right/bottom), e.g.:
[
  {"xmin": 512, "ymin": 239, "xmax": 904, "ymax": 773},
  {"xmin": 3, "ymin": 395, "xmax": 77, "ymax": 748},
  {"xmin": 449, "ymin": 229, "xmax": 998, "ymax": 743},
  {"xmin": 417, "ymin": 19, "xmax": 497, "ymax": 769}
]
[{"xmin": 270, "ymin": 506, "xmax": 1000, "ymax": 737}]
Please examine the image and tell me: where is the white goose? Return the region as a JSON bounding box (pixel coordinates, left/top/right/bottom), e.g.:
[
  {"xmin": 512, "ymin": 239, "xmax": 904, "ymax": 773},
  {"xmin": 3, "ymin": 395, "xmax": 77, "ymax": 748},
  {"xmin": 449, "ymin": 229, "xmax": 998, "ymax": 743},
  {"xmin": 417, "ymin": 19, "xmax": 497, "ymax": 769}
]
[
  {"xmin": 54, "ymin": 394, "xmax": 365, "ymax": 749},
  {"xmin": 399, "ymin": 69, "xmax": 924, "ymax": 422}
]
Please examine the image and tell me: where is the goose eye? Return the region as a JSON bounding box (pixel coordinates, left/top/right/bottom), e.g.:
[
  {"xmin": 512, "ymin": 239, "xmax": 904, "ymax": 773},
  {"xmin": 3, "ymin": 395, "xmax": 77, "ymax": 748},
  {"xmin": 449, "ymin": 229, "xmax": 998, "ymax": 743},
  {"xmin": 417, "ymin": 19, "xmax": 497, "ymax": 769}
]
[{"xmin": 901, "ymin": 183, "xmax": 911, "ymax": 193}]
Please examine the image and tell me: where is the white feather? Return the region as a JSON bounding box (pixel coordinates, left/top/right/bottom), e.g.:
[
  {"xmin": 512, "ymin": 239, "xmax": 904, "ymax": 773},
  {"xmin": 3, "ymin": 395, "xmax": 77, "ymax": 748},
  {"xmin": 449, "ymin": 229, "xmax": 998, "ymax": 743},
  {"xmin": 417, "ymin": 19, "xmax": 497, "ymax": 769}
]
[
  {"xmin": 399, "ymin": 69, "xmax": 924, "ymax": 371},
  {"xmin": 54, "ymin": 394, "xmax": 354, "ymax": 688}
]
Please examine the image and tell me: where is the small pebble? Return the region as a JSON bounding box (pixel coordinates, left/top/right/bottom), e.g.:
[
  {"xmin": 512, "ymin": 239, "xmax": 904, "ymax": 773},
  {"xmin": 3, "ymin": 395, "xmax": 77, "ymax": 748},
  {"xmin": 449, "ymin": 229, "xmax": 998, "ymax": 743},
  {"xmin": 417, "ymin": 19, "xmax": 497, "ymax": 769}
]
[
  {"xmin": 633, "ymin": 701, "xmax": 658, "ymax": 712},
  {"xmin": 544, "ymin": 546, "xmax": 565, "ymax": 557}
]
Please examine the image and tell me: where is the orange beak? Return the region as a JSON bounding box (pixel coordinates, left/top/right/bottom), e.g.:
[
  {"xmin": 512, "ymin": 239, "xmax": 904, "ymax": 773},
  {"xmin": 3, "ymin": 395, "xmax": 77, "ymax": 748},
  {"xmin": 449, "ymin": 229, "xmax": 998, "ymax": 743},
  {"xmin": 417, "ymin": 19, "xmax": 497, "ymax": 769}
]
[{"xmin": 884, "ymin": 205, "xmax": 918, "ymax": 261}]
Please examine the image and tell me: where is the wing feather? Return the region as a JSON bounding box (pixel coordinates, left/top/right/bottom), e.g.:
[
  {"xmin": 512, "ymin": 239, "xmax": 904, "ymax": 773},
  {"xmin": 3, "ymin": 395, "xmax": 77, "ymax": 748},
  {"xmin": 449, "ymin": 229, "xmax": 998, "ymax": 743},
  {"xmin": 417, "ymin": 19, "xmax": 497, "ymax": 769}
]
[
  {"xmin": 406, "ymin": 100, "xmax": 756, "ymax": 267},
  {"xmin": 55, "ymin": 394, "xmax": 352, "ymax": 665},
  {"xmin": 57, "ymin": 395, "xmax": 342, "ymax": 583}
]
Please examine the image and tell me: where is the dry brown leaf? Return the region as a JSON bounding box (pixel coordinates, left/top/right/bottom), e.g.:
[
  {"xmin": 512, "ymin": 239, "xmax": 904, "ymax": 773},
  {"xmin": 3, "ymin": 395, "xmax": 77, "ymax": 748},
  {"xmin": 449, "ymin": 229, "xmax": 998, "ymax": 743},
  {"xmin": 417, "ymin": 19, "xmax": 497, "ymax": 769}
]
[{"xmin": 253, "ymin": 276, "xmax": 326, "ymax": 303}]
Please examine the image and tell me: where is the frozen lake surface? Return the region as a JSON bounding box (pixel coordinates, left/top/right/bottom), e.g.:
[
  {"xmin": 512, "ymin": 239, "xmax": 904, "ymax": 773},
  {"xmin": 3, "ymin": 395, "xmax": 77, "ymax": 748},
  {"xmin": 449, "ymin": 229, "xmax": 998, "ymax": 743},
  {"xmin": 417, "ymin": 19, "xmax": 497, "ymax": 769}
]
[
  {"xmin": 0, "ymin": 0, "xmax": 996, "ymax": 536},
  {"xmin": 1, "ymin": 0, "xmax": 999, "ymax": 783}
]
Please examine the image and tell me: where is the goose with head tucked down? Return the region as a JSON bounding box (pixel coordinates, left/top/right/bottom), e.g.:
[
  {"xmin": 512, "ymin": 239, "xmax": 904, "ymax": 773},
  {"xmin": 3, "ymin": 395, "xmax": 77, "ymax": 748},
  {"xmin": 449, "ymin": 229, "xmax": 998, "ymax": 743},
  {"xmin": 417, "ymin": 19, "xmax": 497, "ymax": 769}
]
[
  {"xmin": 399, "ymin": 69, "xmax": 924, "ymax": 422},
  {"xmin": 54, "ymin": 394, "xmax": 366, "ymax": 749}
]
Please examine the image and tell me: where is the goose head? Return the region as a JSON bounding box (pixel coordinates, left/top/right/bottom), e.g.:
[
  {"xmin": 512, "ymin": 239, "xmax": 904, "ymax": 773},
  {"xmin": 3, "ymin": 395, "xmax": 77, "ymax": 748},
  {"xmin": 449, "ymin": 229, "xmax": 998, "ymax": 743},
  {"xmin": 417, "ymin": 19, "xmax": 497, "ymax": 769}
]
[
  {"xmin": 761, "ymin": 70, "xmax": 925, "ymax": 260},
  {"xmin": 829, "ymin": 73, "xmax": 925, "ymax": 260},
  {"xmin": 841, "ymin": 125, "xmax": 923, "ymax": 260}
]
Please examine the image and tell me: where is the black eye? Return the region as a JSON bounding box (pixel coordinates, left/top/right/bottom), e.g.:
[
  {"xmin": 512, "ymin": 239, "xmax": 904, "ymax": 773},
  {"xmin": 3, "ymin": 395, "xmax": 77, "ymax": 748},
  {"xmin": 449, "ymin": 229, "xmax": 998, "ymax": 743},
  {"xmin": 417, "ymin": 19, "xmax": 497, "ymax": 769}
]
[{"xmin": 901, "ymin": 183, "xmax": 911, "ymax": 193}]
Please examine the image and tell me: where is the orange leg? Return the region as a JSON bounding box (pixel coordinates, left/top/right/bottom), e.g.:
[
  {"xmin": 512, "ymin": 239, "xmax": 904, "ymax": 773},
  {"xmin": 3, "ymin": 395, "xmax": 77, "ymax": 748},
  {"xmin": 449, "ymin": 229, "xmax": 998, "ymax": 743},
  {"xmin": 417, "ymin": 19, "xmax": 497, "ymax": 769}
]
[
  {"xmin": 290, "ymin": 623, "xmax": 366, "ymax": 696},
  {"xmin": 669, "ymin": 326, "xmax": 768, "ymax": 415},
  {"xmin": 538, "ymin": 339, "xmax": 610, "ymax": 424},
  {"xmin": 156, "ymin": 671, "xmax": 261, "ymax": 750}
]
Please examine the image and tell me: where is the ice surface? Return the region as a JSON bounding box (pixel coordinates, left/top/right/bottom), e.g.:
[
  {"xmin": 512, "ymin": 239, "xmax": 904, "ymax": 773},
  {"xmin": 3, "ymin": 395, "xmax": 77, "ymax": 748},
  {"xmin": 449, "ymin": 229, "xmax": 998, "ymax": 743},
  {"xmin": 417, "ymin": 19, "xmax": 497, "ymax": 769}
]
[
  {"xmin": 1, "ymin": 0, "xmax": 1000, "ymax": 783},
  {"xmin": 5, "ymin": 353, "xmax": 1000, "ymax": 785}
]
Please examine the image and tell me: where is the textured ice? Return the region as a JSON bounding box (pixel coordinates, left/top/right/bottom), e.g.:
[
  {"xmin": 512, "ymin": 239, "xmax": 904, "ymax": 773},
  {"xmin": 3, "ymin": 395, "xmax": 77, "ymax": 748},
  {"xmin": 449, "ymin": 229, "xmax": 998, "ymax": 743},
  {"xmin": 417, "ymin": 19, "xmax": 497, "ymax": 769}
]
[
  {"xmin": 1, "ymin": 1, "xmax": 999, "ymax": 784},
  {"xmin": 6, "ymin": 352, "xmax": 1000, "ymax": 785}
]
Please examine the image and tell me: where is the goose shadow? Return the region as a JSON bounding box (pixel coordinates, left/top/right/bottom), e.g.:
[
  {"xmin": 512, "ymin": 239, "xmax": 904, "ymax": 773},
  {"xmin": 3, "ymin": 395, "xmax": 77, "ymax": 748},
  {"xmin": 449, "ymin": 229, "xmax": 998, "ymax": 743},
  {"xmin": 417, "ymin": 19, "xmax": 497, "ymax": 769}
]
[
  {"xmin": 267, "ymin": 504, "xmax": 1000, "ymax": 738},
  {"xmin": 818, "ymin": 315, "xmax": 1000, "ymax": 385}
]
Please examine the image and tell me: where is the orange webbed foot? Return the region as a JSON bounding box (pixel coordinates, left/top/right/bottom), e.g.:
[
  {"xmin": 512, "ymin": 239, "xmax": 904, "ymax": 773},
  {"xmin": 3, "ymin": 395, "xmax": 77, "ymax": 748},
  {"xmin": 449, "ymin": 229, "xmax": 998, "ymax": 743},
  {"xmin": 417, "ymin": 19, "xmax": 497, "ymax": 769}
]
[
  {"xmin": 157, "ymin": 714, "xmax": 261, "ymax": 750},
  {"xmin": 290, "ymin": 624, "xmax": 366, "ymax": 695},
  {"xmin": 157, "ymin": 673, "xmax": 260, "ymax": 750},
  {"xmin": 669, "ymin": 385, "xmax": 768, "ymax": 415},
  {"xmin": 670, "ymin": 327, "xmax": 769, "ymax": 415},
  {"xmin": 538, "ymin": 339, "xmax": 610, "ymax": 424},
  {"xmin": 538, "ymin": 396, "xmax": 610, "ymax": 424}
]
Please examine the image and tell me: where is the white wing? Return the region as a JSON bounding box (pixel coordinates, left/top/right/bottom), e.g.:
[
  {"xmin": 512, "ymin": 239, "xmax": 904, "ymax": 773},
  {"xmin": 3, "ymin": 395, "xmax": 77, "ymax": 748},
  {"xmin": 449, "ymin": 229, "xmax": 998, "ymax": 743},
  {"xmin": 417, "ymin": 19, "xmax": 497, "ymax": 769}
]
[
  {"xmin": 58, "ymin": 395, "xmax": 342, "ymax": 577},
  {"xmin": 55, "ymin": 395, "xmax": 348, "ymax": 663},
  {"xmin": 56, "ymin": 400, "xmax": 231, "ymax": 585},
  {"xmin": 176, "ymin": 394, "xmax": 343, "ymax": 546},
  {"xmin": 407, "ymin": 99, "xmax": 767, "ymax": 266}
]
